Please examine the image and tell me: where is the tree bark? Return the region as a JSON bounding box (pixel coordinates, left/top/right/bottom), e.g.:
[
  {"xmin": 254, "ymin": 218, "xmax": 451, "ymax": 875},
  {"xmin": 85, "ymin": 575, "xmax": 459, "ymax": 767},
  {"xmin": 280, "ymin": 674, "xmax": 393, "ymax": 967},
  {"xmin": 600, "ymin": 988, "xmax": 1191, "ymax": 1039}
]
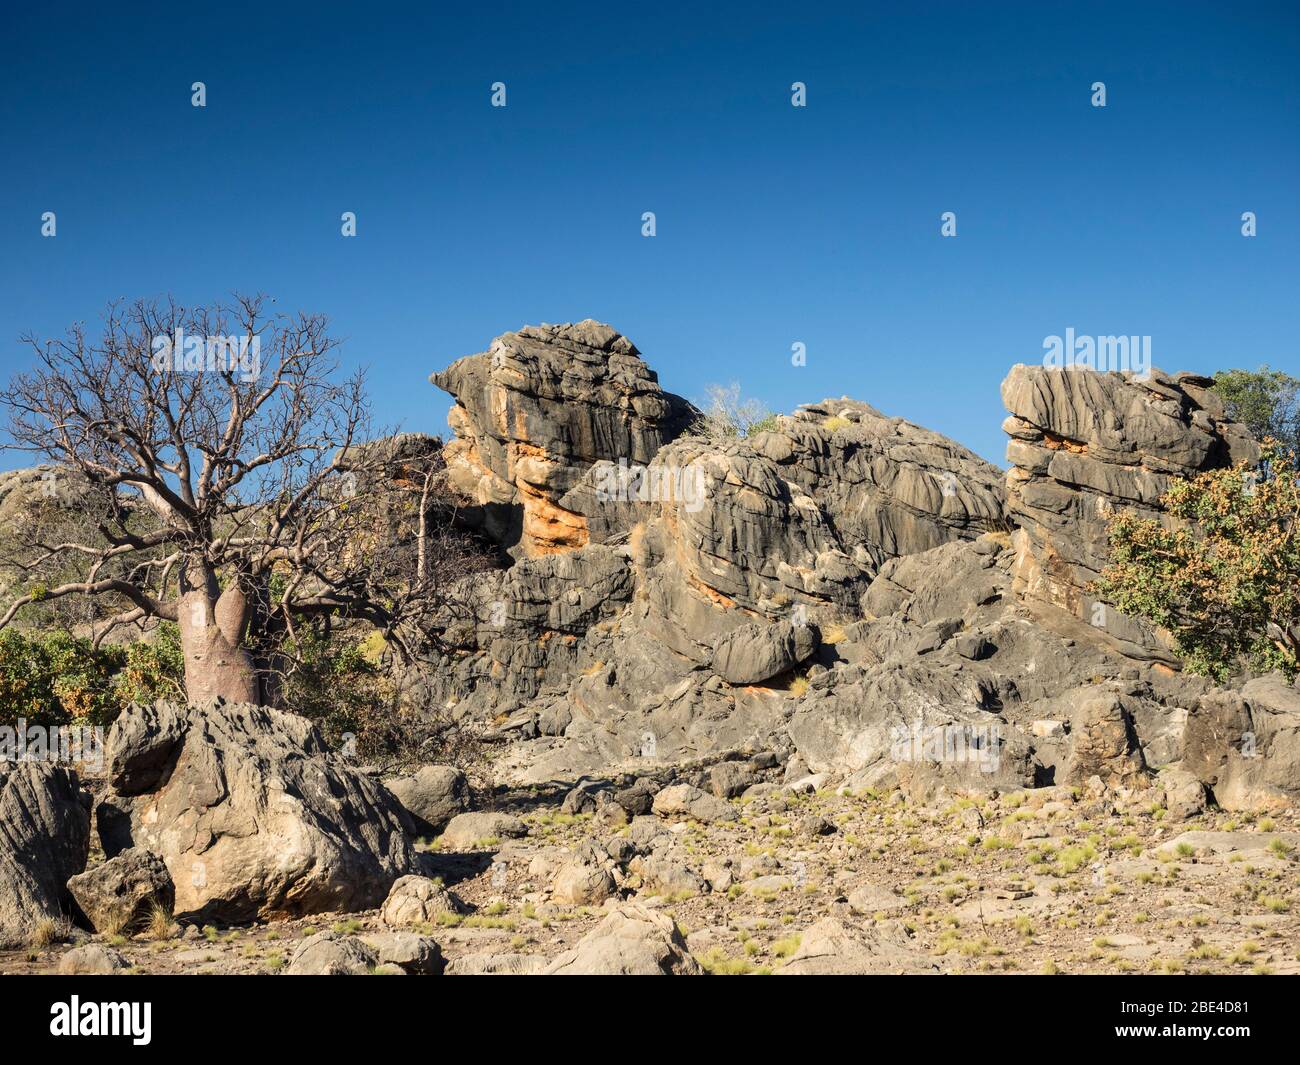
[{"xmin": 177, "ymin": 577, "xmax": 259, "ymax": 705}]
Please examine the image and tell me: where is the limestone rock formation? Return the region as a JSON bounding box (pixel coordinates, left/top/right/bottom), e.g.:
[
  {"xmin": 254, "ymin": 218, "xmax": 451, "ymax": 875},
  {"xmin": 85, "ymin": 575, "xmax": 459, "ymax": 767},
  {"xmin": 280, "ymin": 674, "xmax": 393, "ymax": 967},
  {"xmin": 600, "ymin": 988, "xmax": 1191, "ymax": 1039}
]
[
  {"xmin": 1002, "ymin": 366, "xmax": 1259, "ymax": 659},
  {"xmin": 428, "ymin": 321, "xmax": 1015, "ymax": 781},
  {"xmin": 96, "ymin": 700, "xmax": 422, "ymax": 922},
  {"xmin": 431, "ymin": 320, "xmax": 698, "ymax": 557}
]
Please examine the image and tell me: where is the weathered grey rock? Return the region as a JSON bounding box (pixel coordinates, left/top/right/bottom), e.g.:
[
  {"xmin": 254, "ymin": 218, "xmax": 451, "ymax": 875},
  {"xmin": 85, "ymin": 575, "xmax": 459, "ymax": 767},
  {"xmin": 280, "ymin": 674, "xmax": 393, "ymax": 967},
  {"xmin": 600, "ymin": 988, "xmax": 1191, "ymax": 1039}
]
[
  {"xmin": 775, "ymin": 917, "xmax": 936, "ymax": 975},
  {"xmin": 613, "ymin": 780, "xmax": 658, "ymax": 816},
  {"xmin": 98, "ymin": 700, "xmax": 420, "ymax": 923},
  {"xmin": 708, "ymin": 760, "xmax": 758, "ymax": 799},
  {"xmin": 359, "ymin": 931, "xmax": 444, "ymax": 974},
  {"xmin": 446, "ymin": 952, "xmax": 549, "ymax": 975},
  {"xmin": 551, "ymin": 855, "xmax": 617, "ymax": 905},
  {"xmin": 953, "ymin": 632, "xmax": 996, "ymax": 661},
  {"xmin": 57, "ymin": 943, "xmax": 129, "ymax": 975},
  {"xmin": 1153, "ymin": 829, "xmax": 1300, "ymax": 859},
  {"xmin": 702, "ymin": 858, "xmax": 734, "ymax": 893},
  {"xmin": 285, "ymin": 932, "xmax": 379, "ymax": 975},
  {"xmin": 560, "ymin": 782, "xmax": 602, "ymax": 815},
  {"xmin": 788, "ymin": 654, "xmax": 1034, "ymax": 798},
  {"xmin": 1002, "ymin": 365, "xmax": 1258, "ymax": 660},
  {"xmin": 1159, "ymin": 767, "xmax": 1208, "ymax": 821},
  {"xmin": 1058, "ymin": 688, "xmax": 1147, "ymax": 789},
  {"xmin": 0, "ymin": 762, "xmax": 90, "ymax": 947},
  {"xmin": 383, "ymin": 765, "xmax": 470, "ymax": 836},
  {"xmin": 1184, "ymin": 675, "xmax": 1300, "ymax": 810},
  {"xmin": 651, "ymin": 783, "xmax": 739, "ymax": 823},
  {"xmin": 712, "ymin": 620, "xmax": 820, "ymax": 685},
  {"xmin": 545, "ymin": 902, "xmax": 702, "ymax": 975},
  {"xmin": 414, "ymin": 329, "xmax": 1262, "ymax": 798},
  {"xmin": 438, "ymin": 811, "xmax": 528, "ymax": 850},
  {"xmin": 66, "ymin": 848, "xmax": 174, "ymax": 934},
  {"xmin": 796, "ymin": 813, "xmax": 836, "ymax": 837},
  {"xmin": 628, "ymin": 854, "xmax": 707, "ymax": 898},
  {"xmin": 380, "ymin": 875, "xmax": 463, "ymax": 927},
  {"xmin": 847, "ymin": 882, "xmax": 907, "ymax": 915},
  {"xmin": 431, "ymin": 320, "xmax": 698, "ymax": 556}
]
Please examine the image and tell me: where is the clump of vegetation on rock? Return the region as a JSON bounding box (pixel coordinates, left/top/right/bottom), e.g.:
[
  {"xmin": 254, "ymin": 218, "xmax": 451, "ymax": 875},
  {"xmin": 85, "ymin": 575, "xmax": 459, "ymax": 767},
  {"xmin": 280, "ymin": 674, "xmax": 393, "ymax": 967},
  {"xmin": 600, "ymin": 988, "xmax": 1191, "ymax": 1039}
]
[
  {"xmin": 696, "ymin": 382, "xmax": 776, "ymax": 439},
  {"xmin": 1096, "ymin": 440, "xmax": 1300, "ymax": 681}
]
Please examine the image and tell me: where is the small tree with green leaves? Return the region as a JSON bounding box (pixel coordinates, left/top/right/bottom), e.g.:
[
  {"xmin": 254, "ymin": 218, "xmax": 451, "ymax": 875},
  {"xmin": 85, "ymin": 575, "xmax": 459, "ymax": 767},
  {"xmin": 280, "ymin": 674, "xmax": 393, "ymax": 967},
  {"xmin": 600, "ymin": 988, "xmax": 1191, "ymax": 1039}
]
[
  {"xmin": 1211, "ymin": 366, "xmax": 1299, "ymax": 451},
  {"xmin": 1094, "ymin": 440, "xmax": 1300, "ymax": 681}
]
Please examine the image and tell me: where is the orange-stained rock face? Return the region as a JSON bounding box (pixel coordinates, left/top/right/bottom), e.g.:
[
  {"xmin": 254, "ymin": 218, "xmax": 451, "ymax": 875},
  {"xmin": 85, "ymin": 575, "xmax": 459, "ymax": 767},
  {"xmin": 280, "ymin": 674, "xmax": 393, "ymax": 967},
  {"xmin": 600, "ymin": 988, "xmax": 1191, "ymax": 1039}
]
[
  {"xmin": 430, "ymin": 320, "xmax": 699, "ymax": 558},
  {"xmin": 518, "ymin": 479, "xmax": 590, "ymax": 555}
]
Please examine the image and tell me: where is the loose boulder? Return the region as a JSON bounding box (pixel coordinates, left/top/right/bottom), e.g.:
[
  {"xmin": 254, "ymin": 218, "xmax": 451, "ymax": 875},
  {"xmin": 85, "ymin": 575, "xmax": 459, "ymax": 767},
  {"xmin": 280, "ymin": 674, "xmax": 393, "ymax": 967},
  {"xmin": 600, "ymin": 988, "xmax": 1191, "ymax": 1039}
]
[
  {"xmin": 380, "ymin": 875, "xmax": 463, "ymax": 927},
  {"xmin": 57, "ymin": 943, "xmax": 130, "ymax": 975},
  {"xmin": 285, "ymin": 932, "xmax": 379, "ymax": 976},
  {"xmin": 383, "ymin": 765, "xmax": 471, "ymax": 835},
  {"xmin": 359, "ymin": 931, "xmax": 444, "ymax": 975},
  {"xmin": 67, "ymin": 848, "xmax": 174, "ymax": 934},
  {"xmin": 775, "ymin": 917, "xmax": 936, "ymax": 975},
  {"xmin": 438, "ymin": 811, "xmax": 528, "ymax": 850},
  {"xmin": 97, "ymin": 699, "xmax": 421, "ymax": 923},
  {"xmin": 712, "ymin": 620, "xmax": 820, "ymax": 685},
  {"xmin": 545, "ymin": 902, "xmax": 702, "ymax": 975},
  {"xmin": 651, "ymin": 783, "xmax": 739, "ymax": 823}
]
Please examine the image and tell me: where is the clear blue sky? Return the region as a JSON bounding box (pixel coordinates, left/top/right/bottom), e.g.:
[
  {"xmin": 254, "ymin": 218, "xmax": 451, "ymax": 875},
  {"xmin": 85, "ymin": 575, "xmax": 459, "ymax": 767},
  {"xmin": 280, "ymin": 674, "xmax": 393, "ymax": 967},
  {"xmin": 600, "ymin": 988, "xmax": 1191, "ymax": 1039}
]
[{"xmin": 1, "ymin": 0, "xmax": 1296, "ymax": 467}]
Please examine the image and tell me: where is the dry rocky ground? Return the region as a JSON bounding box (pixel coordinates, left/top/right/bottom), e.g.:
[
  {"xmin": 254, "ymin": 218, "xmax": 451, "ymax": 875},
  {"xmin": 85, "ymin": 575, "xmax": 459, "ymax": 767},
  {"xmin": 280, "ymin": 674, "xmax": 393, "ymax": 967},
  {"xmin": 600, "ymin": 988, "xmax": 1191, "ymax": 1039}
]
[{"xmin": 6, "ymin": 775, "xmax": 1297, "ymax": 976}]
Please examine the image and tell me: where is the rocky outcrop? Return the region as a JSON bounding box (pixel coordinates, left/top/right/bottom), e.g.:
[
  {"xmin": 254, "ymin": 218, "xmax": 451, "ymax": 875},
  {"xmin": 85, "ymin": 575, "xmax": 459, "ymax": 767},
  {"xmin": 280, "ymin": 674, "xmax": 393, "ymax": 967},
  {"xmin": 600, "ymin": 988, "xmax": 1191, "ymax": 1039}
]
[
  {"xmin": 431, "ymin": 320, "xmax": 698, "ymax": 557},
  {"xmin": 788, "ymin": 531, "xmax": 1209, "ymax": 799},
  {"xmin": 628, "ymin": 403, "xmax": 1005, "ymax": 661},
  {"xmin": 1002, "ymin": 366, "xmax": 1258, "ymax": 659},
  {"xmin": 0, "ymin": 762, "xmax": 90, "ymax": 946},
  {"xmin": 760, "ymin": 398, "xmax": 1008, "ymax": 568},
  {"xmin": 427, "ymin": 321, "xmax": 1014, "ymax": 782},
  {"xmin": 96, "ymin": 700, "xmax": 422, "ymax": 922},
  {"xmin": 408, "ymin": 334, "xmax": 1283, "ymax": 805}
]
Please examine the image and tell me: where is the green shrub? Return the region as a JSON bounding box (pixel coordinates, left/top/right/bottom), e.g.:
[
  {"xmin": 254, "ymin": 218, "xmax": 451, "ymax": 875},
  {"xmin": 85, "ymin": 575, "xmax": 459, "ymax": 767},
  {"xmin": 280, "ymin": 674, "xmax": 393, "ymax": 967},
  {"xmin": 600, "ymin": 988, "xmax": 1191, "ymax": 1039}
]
[
  {"xmin": 1095, "ymin": 440, "xmax": 1300, "ymax": 680},
  {"xmin": 117, "ymin": 623, "xmax": 186, "ymax": 705},
  {"xmin": 0, "ymin": 629, "xmax": 123, "ymax": 726}
]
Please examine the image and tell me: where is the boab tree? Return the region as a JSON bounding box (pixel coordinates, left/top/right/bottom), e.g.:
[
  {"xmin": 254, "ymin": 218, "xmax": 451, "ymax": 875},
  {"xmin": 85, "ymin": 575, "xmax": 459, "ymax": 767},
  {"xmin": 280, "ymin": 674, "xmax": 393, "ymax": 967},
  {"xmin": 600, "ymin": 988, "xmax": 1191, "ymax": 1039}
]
[{"xmin": 0, "ymin": 295, "xmax": 487, "ymax": 705}]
